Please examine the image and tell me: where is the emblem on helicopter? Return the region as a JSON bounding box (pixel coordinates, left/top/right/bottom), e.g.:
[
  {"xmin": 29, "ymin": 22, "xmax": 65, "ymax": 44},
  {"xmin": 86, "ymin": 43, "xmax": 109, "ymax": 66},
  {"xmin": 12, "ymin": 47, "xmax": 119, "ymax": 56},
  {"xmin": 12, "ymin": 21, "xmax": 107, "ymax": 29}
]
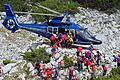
[{"xmin": 6, "ymin": 19, "xmax": 15, "ymax": 29}]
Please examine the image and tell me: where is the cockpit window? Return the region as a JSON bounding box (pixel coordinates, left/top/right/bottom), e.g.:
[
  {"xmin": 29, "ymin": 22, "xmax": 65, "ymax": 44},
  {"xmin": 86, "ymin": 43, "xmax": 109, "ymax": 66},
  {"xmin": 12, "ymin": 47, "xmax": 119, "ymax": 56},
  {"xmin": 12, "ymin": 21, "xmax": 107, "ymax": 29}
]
[
  {"xmin": 53, "ymin": 28, "xmax": 58, "ymax": 34},
  {"xmin": 84, "ymin": 30, "xmax": 92, "ymax": 38},
  {"xmin": 76, "ymin": 30, "xmax": 92, "ymax": 38}
]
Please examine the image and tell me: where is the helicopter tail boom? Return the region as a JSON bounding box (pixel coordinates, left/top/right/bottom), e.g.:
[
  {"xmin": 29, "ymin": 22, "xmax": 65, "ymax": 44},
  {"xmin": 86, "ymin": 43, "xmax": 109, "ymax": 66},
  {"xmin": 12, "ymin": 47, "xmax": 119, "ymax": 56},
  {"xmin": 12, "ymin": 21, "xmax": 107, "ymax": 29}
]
[{"xmin": 2, "ymin": 4, "xmax": 20, "ymax": 33}]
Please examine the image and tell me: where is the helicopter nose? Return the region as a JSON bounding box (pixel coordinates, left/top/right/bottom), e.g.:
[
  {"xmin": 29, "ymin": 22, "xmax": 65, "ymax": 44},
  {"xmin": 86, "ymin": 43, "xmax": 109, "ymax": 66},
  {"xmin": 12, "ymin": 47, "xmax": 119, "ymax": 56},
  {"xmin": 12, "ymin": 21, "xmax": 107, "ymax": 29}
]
[{"xmin": 94, "ymin": 40, "xmax": 102, "ymax": 44}]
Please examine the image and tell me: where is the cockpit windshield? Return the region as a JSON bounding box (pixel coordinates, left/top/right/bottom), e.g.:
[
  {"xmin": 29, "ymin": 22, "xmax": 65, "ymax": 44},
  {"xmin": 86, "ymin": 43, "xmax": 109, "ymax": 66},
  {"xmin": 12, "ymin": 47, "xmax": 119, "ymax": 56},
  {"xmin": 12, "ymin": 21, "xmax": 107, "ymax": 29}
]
[
  {"xmin": 76, "ymin": 29, "xmax": 93, "ymax": 38},
  {"xmin": 84, "ymin": 30, "xmax": 93, "ymax": 38}
]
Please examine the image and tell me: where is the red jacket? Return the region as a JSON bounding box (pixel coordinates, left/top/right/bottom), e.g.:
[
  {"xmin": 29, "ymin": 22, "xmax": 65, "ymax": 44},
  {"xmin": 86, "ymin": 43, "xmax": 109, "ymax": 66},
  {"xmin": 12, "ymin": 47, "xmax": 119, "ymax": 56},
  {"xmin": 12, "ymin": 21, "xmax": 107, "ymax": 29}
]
[
  {"xmin": 117, "ymin": 57, "xmax": 120, "ymax": 63},
  {"xmin": 91, "ymin": 65, "xmax": 96, "ymax": 72},
  {"xmin": 50, "ymin": 35, "xmax": 56, "ymax": 41},
  {"xmin": 85, "ymin": 51, "xmax": 90, "ymax": 58},
  {"xmin": 77, "ymin": 47, "xmax": 83, "ymax": 52},
  {"xmin": 62, "ymin": 34, "xmax": 67, "ymax": 40},
  {"xmin": 86, "ymin": 60, "xmax": 91, "ymax": 66},
  {"xmin": 103, "ymin": 66, "xmax": 107, "ymax": 71}
]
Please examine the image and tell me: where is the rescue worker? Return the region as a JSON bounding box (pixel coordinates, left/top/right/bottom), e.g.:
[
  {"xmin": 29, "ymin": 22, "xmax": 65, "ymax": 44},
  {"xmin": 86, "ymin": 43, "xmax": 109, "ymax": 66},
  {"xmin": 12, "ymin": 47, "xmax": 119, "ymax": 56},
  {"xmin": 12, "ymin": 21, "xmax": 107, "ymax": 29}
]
[
  {"xmin": 85, "ymin": 51, "xmax": 91, "ymax": 59},
  {"xmin": 39, "ymin": 61, "xmax": 44, "ymax": 76},
  {"xmin": 76, "ymin": 47, "xmax": 83, "ymax": 56},
  {"xmin": 55, "ymin": 32, "xmax": 59, "ymax": 40},
  {"xmin": 60, "ymin": 60, "xmax": 65, "ymax": 69},
  {"xmin": 61, "ymin": 32, "xmax": 67, "ymax": 47},
  {"xmin": 51, "ymin": 44, "xmax": 58, "ymax": 55},
  {"xmin": 72, "ymin": 75, "xmax": 77, "ymax": 80},
  {"xmin": 68, "ymin": 67, "xmax": 74, "ymax": 80},
  {"xmin": 55, "ymin": 67, "xmax": 59, "ymax": 79},
  {"xmin": 77, "ymin": 56, "xmax": 81, "ymax": 72},
  {"xmin": 88, "ymin": 44, "xmax": 94, "ymax": 59},
  {"xmin": 70, "ymin": 34, "xmax": 74, "ymax": 43},
  {"xmin": 35, "ymin": 61, "xmax": 40, "ymax": 75},
  {"xmin": 50, "ymin": 35, "xmax": 56, "ymax": 46},
  {"xmin": 96, "ymin": 51, "xmax": 102, "ymax": 66},
  {"xmin": 81, "ymin": 55, "xmax": 85, "ymax": 71},
  {"xmin": 91, "ymin": 64, "xmax": 96, "ymax": 80},
  {"xmin": 67, "ymin": 33, "xmax": 74, "ymax": 48},
  {"xmin": 55, "ymin": 32, "xmax": 63, "ymax": 47},
  {"xmin": 117, "ymin": 54, "xmax": 120, "ymax": 67},
  {"xmin": 57, "ymin": 32, "xmax": 63, "ymax": 41},
  {"xmin": 45, "ymin": 68, "xmax": 52, "ymax": 80},
  {"xmin": 91, "ymin": 64, "xmax": 96, "ymax": 73},
  {"xmin": 102, "ymin": 65, "xmax": 108, "ymax": 76},
  {"xmin": 66, "ymin": 39, "xmax": 72, "ymax": 48},
  {"xmin": 0, "ymin": 66, "xmax": 3, "ymax": 77},
  {"xmin": 86, "ymin": 58, "xmax": 91, "ymax": 72}
]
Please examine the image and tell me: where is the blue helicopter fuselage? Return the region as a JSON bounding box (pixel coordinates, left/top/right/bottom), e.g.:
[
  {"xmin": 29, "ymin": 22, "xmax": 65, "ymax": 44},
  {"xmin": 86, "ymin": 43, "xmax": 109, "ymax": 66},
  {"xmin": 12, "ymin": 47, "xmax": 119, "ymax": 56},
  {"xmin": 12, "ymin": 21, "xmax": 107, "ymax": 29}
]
[{"xmin": 2, "ymin": 4, "xmax": 102, "ymax": 45}]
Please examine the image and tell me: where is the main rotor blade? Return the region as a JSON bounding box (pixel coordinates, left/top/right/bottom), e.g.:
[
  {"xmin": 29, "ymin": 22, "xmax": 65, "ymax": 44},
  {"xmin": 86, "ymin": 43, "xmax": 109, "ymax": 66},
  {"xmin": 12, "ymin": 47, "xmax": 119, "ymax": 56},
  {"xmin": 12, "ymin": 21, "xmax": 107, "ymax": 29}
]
[
  {"xmin": 35, "ymin": 3, "xmax": 61, "ymax": 15},
  {"xmin": 14, "ymin": 11, "xmax": 58, "ymax": 16}
]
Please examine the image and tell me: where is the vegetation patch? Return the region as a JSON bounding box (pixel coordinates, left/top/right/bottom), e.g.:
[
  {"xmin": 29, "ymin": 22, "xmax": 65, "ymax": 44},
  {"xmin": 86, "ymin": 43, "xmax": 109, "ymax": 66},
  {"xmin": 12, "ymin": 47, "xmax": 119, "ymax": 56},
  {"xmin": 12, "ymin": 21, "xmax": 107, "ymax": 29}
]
[
  {"xmin": 3, "ymin": 59, "xmax": 16, "ymax": 65},
  {"xmin": 22, "ymin": 47, "xmax": 50, "ymax": 64},
  {"xmin": 29, "ymin": 36, "xmax": 36, "ymax": 41},
  {"xmin": 0, "ymin": 0, "xmax": 79, "ymax": 21},
  {"xmin": 63, "ymin": 55, "xmax": 73, "ymax": 68},
  {"xmin": 93, "ymin": 67, "xmax": 120, "ymax": 80}
]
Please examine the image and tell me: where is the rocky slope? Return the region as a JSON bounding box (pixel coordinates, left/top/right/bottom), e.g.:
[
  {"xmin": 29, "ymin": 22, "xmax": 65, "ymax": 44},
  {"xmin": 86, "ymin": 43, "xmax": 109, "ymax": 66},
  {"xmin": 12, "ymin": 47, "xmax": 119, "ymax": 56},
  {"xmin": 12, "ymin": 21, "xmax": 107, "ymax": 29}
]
[
  {"xmin": 0, "ymin": 7, "xmax": 120, "ymax": 79},
  {"xmin": 0, "ymin": 20, "xmax": 42, "ymax": 61}
]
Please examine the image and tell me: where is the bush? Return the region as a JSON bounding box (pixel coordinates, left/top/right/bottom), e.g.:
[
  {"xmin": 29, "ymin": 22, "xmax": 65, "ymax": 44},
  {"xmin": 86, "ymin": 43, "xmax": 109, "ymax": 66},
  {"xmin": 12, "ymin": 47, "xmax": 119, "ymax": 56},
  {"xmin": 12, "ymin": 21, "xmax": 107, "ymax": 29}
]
[
  {"xmin": 0, "ymin": 0, "xmax": 30, "ymax": 12},
  {"xmin": 63, "ymin": 55, "xmax": 73, "ymax": 68},
  {"xmin": 29, "ymin": 36, "xmax": 36, "ymax": 41},
  {"xmin": 0, "ymin": 0, "xmax": 79, "ymax": 21},
  {"xmin": 22, "ymin": 47, "xmax": 50, "ymax": 63},
  {"xmin": 3, "ymin": 59, "xmax": 15, "ymax": 65}
]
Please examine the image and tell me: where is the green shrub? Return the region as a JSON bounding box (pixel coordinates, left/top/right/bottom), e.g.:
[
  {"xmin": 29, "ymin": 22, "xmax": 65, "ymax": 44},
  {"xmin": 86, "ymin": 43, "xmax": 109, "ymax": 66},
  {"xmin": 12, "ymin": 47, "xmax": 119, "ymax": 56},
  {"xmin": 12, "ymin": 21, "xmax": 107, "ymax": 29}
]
[
  {"xmin": 3, "ymin": 59, "xmax": 15, "ymax": 65},
  {"xmin": 63, "ymin": 55, "xmax": 73, "ymax": 68},
  {"xmin": 0, "ymin": 0, "xmax": 30, "ymax": 12},
  {"xmin": 0, "ymin": 0, "xmax": 79, "ymax": 21},
  {"xmin": 29, "ymin": 36, "xmax": 36, "ymax": 41},
  {"xmin": 22, "ymin": 47, "xmax": 50, "ymax": 63}
]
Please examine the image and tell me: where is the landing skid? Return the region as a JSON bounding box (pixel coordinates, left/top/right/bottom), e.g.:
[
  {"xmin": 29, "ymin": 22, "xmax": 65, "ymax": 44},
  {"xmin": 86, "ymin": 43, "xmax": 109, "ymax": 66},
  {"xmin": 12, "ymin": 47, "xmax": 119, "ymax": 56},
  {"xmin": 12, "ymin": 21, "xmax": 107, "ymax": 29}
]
[
  {"xmin": 72, "ymin": 44, "xmax": 91, "ymax": 49},
  {"xmin": 71, "ymin": 44, "xmax": 99, "ymax": 50}
]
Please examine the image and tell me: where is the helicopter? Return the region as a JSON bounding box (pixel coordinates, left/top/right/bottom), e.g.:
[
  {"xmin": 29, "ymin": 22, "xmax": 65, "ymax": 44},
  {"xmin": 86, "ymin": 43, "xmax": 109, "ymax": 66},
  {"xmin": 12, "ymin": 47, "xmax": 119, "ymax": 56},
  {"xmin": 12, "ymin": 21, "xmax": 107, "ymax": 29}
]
[{"xmin": 2, "ymin": 4, "xmax": 102, "ymax": 47}]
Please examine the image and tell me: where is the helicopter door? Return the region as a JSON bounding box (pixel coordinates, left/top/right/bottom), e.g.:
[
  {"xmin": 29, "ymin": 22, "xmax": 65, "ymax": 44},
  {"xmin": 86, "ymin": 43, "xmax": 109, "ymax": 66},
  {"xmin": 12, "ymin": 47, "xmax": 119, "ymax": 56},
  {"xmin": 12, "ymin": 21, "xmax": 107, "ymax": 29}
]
[
  {"xmin": 69, "ymin": 29, "xmax": 75, "ymax": 37},
  {"xmin": 53, "ymin": 27, "xmax": 58, "ymax": 34},
  {"xmin": 47, "ymin": 27, "xmax": 58, "ymax": 34}
]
